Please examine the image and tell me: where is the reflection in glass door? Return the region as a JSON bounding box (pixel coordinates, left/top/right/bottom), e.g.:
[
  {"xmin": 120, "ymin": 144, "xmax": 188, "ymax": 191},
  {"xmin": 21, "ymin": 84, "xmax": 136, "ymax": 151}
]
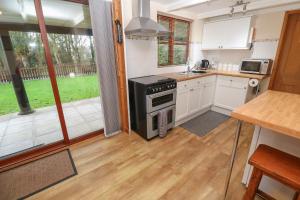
[
  {"xmin": 40, "ymin": 0, "xmax": 104, "ymax": 139},
  {"xmin": 0, "ymin": 0, "xmax": 64, "ymax": 158}
]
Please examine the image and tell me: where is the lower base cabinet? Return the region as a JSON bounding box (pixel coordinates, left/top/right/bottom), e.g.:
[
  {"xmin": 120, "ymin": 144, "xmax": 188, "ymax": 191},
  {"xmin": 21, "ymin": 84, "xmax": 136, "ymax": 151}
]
[
  {"xmin": 188, "ymin": 87, "xmax": 203, "ymax": 114},
  {"xmin": 175, "ymin": 76, "xmax": 216, "ymax": 122},
  {"xmin": 175, "ymin": 75, "xmax": 250, "ymax": 123},
  {"xmin": 214, "ymin": 76, "xmax": 249, "ymax": 110},
  {"xmin": 201, "ymin": 82, "xmax": 215, "ymax": 109},
  {"xmin": 176, "ymin": 87, "xmax": 189, "ymax": 121}
]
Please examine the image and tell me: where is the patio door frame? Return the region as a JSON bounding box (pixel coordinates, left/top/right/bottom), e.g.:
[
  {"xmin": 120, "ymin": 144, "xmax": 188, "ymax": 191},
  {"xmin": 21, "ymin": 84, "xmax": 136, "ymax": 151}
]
[{"xmin": 0, "ymin": 0, "xmax": 129, "ymax": 169}]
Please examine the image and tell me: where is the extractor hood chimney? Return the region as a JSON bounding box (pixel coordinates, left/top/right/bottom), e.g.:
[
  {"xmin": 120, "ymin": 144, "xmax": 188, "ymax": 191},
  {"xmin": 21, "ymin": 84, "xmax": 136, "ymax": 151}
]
[{"xmin": 125, "ymin": 0, "xmax": 169, "ymax": 39}]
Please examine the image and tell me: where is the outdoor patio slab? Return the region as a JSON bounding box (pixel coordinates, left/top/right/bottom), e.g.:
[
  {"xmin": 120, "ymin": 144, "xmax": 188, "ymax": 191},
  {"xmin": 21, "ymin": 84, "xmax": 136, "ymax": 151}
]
[{"xmin": 0, "ymin": 97, "xmax": 104, "ymax": 158}]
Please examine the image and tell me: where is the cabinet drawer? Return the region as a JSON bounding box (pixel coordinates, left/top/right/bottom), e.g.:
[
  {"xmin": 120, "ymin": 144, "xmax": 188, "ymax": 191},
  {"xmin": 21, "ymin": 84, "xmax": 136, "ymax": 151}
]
[
  {"xmin": 231, "ymin": 81, "xmax": 248, "ymax": 89},
  {"xmin": 177, "ymin": 81, "xmax": 189, "ymax": 92},
  {"xmin": 217, "ymin": 75, "xmax": 249, "ymax": 88},
  {"xmin": 202, "ymin": 75, "xmax": 216, "ymax": 84},
  {"xmin": 189, "ymin": 78, "xmax": 202, "ymax": 88},
  {"xmin": 189, "ymin": 76, "xmax": 216, "ymax": 87}
]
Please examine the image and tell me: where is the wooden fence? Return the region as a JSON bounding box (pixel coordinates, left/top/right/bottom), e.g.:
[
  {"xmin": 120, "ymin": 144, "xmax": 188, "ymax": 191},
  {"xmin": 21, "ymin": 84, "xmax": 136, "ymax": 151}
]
[{"xmin": 0, "ymin": 64, "xmax": 97, "ymax": 83}]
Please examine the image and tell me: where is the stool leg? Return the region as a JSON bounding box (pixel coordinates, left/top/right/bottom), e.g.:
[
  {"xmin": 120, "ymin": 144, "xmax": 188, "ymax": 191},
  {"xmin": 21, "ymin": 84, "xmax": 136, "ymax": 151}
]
[
  {"xmin": 243, "ymin": 168, "xmax": 263, "ymax": 200},
  {"xmin": 293, "ymin": 192, "xmax": 300, "ymax": 200}
]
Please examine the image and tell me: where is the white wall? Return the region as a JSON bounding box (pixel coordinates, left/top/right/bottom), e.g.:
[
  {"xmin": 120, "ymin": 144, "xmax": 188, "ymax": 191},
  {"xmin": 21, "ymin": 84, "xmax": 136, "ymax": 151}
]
[
  {"xmin": 123, "ymin": 0, "xmax": 199, "ymax": 78},
  {"xmin": 122, "ymin": 0, "xmax": 285, "ymax": 79}
]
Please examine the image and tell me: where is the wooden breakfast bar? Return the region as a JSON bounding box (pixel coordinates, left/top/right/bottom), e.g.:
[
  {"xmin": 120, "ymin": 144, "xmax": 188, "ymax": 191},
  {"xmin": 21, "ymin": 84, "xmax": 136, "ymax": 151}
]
[{"xmin": 224, "ymin": 90, "xmax": 300, "ymax": 199}]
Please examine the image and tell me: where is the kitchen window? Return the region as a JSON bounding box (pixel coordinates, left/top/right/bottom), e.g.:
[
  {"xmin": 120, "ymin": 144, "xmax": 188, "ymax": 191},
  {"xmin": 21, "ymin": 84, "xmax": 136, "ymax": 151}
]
[{"xmin": 157, "ymin": 15, "xmax": 190, "ymax": 66}]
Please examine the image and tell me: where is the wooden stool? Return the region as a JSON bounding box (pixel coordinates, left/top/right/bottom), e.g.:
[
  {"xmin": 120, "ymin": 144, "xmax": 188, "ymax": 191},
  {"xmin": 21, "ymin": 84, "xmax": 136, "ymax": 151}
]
[{"xmin": 243, "ymin": 144, "xmax": 300, "ymax": 200}]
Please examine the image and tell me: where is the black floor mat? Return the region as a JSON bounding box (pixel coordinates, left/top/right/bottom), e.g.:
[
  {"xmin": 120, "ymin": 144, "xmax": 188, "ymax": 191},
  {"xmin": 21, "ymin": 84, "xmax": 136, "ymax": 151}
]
[{"xmin": 180, "ymin": 111, "xmax": 229, "ymax": 137}]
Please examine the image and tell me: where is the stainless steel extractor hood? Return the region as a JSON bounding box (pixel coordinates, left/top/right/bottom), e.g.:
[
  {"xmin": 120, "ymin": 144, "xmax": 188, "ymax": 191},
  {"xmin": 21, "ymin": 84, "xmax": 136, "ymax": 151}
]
[{"xmin": 125, "ymin": 0, "xmax": 169, "ymax": 39}]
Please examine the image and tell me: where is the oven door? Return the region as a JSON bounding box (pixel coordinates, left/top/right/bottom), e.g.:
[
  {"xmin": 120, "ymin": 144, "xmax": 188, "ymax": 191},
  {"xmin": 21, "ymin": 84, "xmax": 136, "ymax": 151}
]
[
  {"xmin": 146, "ymin": 89, "xmax": 176, "ymax": 113},
  {"xmin": 240, "ymin": 60, "xmax": 262, "ymax": 74},
  {"xmin": 146, "ymin": 105, "xmax": 175, "ymax": 140}
]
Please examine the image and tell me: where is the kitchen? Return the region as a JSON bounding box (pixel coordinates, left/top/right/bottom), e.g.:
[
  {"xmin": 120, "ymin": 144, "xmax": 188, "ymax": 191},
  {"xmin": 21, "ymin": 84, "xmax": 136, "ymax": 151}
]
[
  {"xmin": 0, "ymin": 0, "xmax": 299, "ymax": 199},
  {"xmin": 125, "ymin": 0, "xmax": 300, "ymax": 199}
]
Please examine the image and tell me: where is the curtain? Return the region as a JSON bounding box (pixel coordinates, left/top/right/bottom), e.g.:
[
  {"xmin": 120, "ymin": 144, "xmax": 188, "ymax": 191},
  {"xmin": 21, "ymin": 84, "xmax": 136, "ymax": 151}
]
[{"xmin": 89, "ymin": 0, "xmax": 121, "ymax": 136}]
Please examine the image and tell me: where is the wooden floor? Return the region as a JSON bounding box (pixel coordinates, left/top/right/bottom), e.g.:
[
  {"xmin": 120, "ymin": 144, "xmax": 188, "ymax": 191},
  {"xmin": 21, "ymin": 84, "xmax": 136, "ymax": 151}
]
[{"xmin": 28, "ymin": 118, "xmax": 263, "ymax": 200}]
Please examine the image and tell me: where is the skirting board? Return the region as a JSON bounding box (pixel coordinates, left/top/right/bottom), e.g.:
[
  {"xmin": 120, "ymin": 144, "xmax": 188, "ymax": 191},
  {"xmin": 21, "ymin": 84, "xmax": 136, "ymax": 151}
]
[{"xmin": 211, "ymin": 106, "xmax": 232, "ymax": 116}]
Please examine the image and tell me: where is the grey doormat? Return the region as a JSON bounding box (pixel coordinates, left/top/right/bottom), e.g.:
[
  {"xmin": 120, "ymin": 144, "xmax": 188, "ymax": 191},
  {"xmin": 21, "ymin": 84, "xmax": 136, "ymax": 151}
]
[
  {"xmin": 180, "ymin": 111, "xmax": 229, "ymax": 137},
  {"xmin": 0, "ymin": 149, "xmax": 77, "ymax": 200}
]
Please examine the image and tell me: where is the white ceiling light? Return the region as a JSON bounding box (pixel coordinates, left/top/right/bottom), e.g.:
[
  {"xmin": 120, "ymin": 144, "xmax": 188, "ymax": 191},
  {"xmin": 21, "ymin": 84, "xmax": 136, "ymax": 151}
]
[
  {"xmin": 229, "ymin": 0, "xmax": 249, "ymax": 17},
  {"xmin": 167, "ymin": 0, "xmax": 211, "ymax": 11}
]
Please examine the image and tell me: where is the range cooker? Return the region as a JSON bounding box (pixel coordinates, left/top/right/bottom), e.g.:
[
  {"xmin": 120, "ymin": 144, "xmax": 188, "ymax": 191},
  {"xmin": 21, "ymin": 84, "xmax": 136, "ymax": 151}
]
[{"xmin": 128, "ymin": 75, "xmax": 177, "ymax": 140}]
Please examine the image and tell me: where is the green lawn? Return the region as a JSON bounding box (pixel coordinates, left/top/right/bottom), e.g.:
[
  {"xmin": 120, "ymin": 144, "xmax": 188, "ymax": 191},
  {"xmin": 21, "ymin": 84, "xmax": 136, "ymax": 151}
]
[{"xmin": 0, "ymin": 75, "xmax": 100, "ymax": 115}]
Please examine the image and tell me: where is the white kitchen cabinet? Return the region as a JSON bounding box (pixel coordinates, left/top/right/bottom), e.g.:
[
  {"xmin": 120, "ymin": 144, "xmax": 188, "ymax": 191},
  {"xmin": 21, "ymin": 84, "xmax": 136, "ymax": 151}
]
[
  {"xmin": 188, "ymin": 87, "xmax": 202, "ymax": 114},
  {"xmin": 176, "ymin": 82, "xmax": 189, "ymax": 121},
  {"xmin": 175, "ymin": 76, "xmax": 216, "ymax": 123},
  {"xmin": 201, "ymin": 82, "xmax": 215, "ymax": 109},
  {"xmin": 202, "ymin": 17, "xmax": 252, "ymax": 50},
  {"xmin": 214, "ymin": 76, "xmax": 248, "ymax": 110}
]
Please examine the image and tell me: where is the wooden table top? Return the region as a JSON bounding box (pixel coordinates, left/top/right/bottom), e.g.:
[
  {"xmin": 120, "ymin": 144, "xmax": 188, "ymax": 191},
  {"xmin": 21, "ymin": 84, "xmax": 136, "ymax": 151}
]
[
  {"xmin": 232, "ymin": 90, "xmax": 300, "ymax": 140},
  {"xmin": 161, "ymin": 70, "xmax": 268, "ymax": 82}
]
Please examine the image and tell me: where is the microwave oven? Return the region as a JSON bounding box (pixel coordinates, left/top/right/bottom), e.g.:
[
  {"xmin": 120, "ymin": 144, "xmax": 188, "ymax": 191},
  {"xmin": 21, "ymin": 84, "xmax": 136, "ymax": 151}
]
[{"xmin": 240, "ymin": 59, "xmax": 273, "ymax": 74}]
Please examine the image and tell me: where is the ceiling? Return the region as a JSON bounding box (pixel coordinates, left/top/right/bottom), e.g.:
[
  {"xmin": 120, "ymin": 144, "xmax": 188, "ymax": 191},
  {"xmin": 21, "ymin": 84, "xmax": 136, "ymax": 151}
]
[
  {"xmin": 151, "ymin": 0, "xmax": 300, "ymax": 18},
  {"xmin": 179, "ymin": 0, "xmax": 259, "ymax": 14},
  {"xmin": 0, "ymin": 0, "xmax": 91, "ymax": 28}
]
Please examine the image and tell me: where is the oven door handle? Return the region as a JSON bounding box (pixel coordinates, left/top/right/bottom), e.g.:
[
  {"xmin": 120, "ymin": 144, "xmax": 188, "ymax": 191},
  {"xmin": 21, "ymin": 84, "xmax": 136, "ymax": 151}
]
[
  {"xmin": 150, "ymin": 112, "xmax": 156, "ymax": 117},
  {"xmin": 147, "ymin": 89, "xmax": 176, "ymax": 99}
]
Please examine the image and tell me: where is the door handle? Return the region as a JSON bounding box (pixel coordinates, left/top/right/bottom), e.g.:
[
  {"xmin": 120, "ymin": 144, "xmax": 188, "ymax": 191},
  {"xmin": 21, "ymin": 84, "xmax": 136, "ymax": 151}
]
[{"xmin": 115, "ymin": 20, "xmax": 123, "ymax": 44}]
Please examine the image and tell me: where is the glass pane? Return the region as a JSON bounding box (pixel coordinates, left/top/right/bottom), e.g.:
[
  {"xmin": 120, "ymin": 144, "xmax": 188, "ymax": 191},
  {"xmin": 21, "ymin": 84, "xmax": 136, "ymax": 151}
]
[
  {"xmin": 174, "ymin": 20, "xmax": 189, "ymax": 42},
  {"xmin": 158, "ymin": 17, "xmax": 170, "ymax": 41},
  {"xmin": 41, "ymin": 0, "xmax": 104, "ymax": 139},
  {"xmin": 173, "ymin": 45, "xmax": 187, "ymax": 65},
  {"xmin": 158, "ymin": 43, "xmax": 169, "ymax": 65},
  {"xmin": 0, "ymin": 0, "xmax": 63, "ymax": 158}
]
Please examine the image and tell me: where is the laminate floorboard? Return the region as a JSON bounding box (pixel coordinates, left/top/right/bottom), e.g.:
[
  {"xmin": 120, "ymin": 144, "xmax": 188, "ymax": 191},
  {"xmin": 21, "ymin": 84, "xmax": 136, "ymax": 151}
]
[{"xmin": 28, "ymin": 118, "xmax": 263, "ymax": 200}]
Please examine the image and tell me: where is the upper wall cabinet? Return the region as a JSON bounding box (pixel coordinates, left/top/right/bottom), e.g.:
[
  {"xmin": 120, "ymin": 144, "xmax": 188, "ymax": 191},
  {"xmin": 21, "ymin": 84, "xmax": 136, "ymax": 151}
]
[{"xmin": 202, "ymin": 17, "xmax": 252, "ymax": 50}]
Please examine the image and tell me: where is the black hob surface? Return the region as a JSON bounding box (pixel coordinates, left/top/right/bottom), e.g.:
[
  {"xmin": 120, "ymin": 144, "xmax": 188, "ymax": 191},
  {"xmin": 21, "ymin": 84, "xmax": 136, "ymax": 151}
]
[{"xmin": 129, "ymin": 75, "xmax": 174, "ymax": 85}]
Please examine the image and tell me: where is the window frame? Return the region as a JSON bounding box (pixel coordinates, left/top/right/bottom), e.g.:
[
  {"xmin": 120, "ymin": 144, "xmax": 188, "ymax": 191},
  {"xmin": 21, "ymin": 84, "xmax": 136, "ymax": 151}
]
[{"xmin": 157, "ymin": 15, "xmax": 190, "ymax": 67}]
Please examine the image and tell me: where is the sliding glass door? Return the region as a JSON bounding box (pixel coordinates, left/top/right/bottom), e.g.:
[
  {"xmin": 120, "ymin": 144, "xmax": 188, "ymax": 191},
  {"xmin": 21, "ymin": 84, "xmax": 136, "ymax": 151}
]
[
  {"xmin": 0, "ymin": 0, "xmax": 64, "ymax": 158},
  {"xmin": 0, "ymin": 0, "xmax": 104, "ymax": 161},
  {"xmin": 40, "ymin": 0, "xmax": 104, "ymax": 139}
]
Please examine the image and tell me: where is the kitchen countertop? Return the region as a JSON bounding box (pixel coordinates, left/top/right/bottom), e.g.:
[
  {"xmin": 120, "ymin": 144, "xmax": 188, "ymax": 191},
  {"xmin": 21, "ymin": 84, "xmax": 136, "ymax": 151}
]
[
  {"xmin": 231, "ymin": 90, "xmax": 300, "ymax": 140},
  {"xmin": 161, "ymin": 70, "xmax": 269, "ymax": 82}
]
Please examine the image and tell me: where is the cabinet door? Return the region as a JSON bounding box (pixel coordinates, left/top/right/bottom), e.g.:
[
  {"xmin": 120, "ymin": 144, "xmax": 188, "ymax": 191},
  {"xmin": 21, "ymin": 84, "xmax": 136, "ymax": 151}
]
[
  {"xmin": 202, "ymin": 22, "xmax": 223, "ymax": 49},
  {"xmin": 221, "ymin": 17, "xmax": 251, "ymax": 49},
  {"xmin": 202, "ymin": 17, "xmax": 251, "ymax": 50},
  {"xmin": 176, "ymin": 89, "xmax": 189, "ymax": 121},
  {"xmin": 201, "ymin": 82, "xmax": 215, "ymax": 109},
  {"xmin": 214, "ymin": 83, "xmax": 247, "ymax": 110},
  {"xmin": 188, "ymin": 87, "xmax": 202, "ymax": 114}
]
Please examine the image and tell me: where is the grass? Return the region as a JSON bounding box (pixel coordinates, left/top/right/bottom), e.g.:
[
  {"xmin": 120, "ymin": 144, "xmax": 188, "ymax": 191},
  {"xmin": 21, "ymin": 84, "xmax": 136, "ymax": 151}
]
[{"xmin": 0, "ymin": 75, "xmax": 100, "ymax": 115}]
